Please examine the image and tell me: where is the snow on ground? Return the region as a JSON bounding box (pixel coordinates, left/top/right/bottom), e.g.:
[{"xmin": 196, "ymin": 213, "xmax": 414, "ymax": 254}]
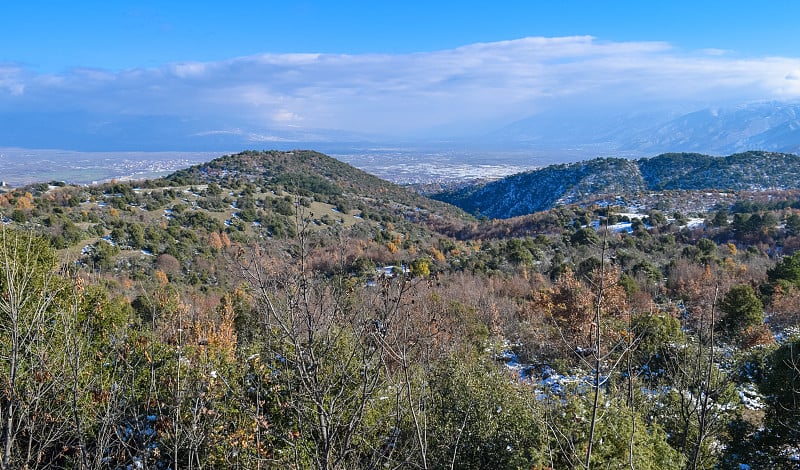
[
  {"xmin": 495, "ymin": 344, "xmax": 767, "ymax": 413},
  {"xmin": 683, "ymin": 217, "xmax": 706, "ymax": 229},
  {"xmin": 738, "ymin": 383, "xmax": 766, "ymax": 410},
  {"xmin": 496, "ymin": 347, "xmax": 584, "ymax": 398},
  {"xmin": 616, "ymin": 212, "xmax": 645, "ymax": 220},
  {"xmin": 591, "ymin": 214, "xmax": 706, "ymax": 233},
  {"xmin": 591, "ymin": 219, "xmax": 635, "ymax": 233}
]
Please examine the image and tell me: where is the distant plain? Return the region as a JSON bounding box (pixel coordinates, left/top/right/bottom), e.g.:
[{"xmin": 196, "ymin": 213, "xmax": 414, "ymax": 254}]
[{"xmin": 0, "ymin": 147, "xmax": 547, "ymax": 188}]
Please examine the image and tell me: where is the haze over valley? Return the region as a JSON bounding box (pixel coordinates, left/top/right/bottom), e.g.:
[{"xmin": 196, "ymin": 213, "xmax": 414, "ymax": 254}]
[{"xmin": 5, "ymin": 99, "xmax": 800, "ymax": 188}]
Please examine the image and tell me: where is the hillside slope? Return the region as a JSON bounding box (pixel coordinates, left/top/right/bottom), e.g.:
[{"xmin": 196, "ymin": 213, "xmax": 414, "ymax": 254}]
[
  {"xmin": 167, "ymin": 149, "xmax": 467, "ymax": 217},
  {"xmin": 433, "ymin": 151, "xmax": 800, "ymax": 218},
  {"xmin": 434, "ymin": 158, "xmax": 643, "ymax": 218}
]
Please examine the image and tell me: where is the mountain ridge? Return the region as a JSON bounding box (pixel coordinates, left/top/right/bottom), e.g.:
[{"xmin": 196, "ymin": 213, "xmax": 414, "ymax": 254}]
[
  {"xmin": 483, "ymin": 101, "xmax": 800, "ymax": 156},
  {"xmin": 432, "ymin": 151, "xmax": 800, "ymax": 218},
  {"xmin": 164, "ymin": 149, "xmax": 469, "ymax": 219}
]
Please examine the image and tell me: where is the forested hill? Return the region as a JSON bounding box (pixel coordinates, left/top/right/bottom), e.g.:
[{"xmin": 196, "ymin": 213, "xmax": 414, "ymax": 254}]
[
  {"xmin": 167, "ymin": 149, "xmax": 465, "ymax": 217},
  {"xmin": 433, "ymin": 151, "xmax": 800, "ymax": 218}
]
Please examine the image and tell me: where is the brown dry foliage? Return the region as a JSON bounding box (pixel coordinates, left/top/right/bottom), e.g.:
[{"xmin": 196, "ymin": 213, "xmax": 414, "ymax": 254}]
[
  {"xmin": 155, "ymin": 253, "xmax": 181, "ymax": 274},
  {"xmin": 542, "ymin": 268, "xmax": 596, "ymax": 347},
  {"xmin": 768, "ymin": 285, "xmax": 800, "ymax": 329},
  {"xmin": 741, "ymin": 324, "xmax": 775, "ymax": 348},
  {"xmin": 208, "ymin": 232, "xmax": 223, "ymax": 251}
]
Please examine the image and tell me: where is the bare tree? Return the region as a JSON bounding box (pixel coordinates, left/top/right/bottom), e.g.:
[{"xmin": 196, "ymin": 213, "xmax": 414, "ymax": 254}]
[
  {"xmin": 0, "ymin": 228, "xmax": 72, "ymax": 469},
  {"xmin": 660, "ymin": 284, "xmax": 737, "ymax": 469},
  {"xmin": 233, "ymin": 213, "xmax": 404, "ymax": 469}
]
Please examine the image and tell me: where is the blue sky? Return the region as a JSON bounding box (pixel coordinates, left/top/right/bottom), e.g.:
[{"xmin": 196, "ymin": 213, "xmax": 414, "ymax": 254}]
[
  {"xmin": 2, "ymin": 1, "xmax": 800, "ymax": 149},
  {"xmin": 5, "ymin": 1, "xmax": 800, "ymax": 71},
  {"xmin": 6, "ymin": 0, "xmax": 800, "ymax": 72}
]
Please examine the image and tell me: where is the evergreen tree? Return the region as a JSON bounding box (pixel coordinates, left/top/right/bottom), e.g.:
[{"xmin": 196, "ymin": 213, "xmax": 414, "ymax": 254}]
[{"xmin": 717, "ymin": 284, "xmax": 764, "ymax": 340}]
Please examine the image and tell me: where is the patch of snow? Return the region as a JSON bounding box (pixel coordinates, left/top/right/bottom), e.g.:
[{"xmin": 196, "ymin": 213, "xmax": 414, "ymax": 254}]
[
  {"xmin": 774, "ymin": 326, "xmax": 800, "ymax": 343},
  {"xmin": 683, "ymin": 218, "xmax": 706, "ymax": 229},
  {"xmin": 376, "ymin": 265, "xmax": 410, "ymax": 277},
  {"xmin": 738, "ymin": 383, "xmax": 766, "ymax": 410},
  {"xmin": 591, "ymin": 219, "xmax": 635, "ymax": 233},
  {"xmin": 616, "ymin": 212, "xmax": 645, "ymax": 219}
]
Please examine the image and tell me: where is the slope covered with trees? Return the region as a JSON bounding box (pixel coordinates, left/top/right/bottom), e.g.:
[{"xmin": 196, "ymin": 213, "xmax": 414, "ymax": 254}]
[
  {"xmin": 434, "ymin": 151, "xmax": 800, "ymax": 218},
  {"xmin": 0, "ymin": 150, "xmax": 799, "ymax": 468},
  {"xmin": 167, "ymin": 149, "xmax": 464, "ymax": 217}
]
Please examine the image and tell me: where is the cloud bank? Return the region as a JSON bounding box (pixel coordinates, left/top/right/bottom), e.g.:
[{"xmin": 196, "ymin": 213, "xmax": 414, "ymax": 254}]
[{"xmin": 2, "ymin": 36, "xmax": 800, "ymax": 145}]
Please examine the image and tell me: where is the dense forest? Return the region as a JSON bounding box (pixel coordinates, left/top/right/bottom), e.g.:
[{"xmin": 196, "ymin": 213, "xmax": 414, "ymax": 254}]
[{"xmin": 1, "ymin": 150, "xmax": 799, "ymax": 469}]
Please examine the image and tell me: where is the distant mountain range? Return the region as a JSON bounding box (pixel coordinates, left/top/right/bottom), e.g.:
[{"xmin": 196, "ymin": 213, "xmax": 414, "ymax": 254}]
[
  {"xmin": 623, "ymin": 102, "xmax": 800, "ymax": 155},
  {"xmin": 485, "ymin": 101, "xmax": 800, "ymax": 156},
  {"xmin": 3, "ymin": 101, "xmax": 800, "ymax": 157},
  {"xmin": 432, "ymin": 151, "xmax": 800, "ymax": 219}
]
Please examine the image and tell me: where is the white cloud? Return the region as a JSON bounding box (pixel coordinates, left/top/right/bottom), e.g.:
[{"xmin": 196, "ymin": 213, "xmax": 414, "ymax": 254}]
[
  {"xmin": 272, "ymin": 109, "xmax": 302, "ymax": 123},
  {"xmin": 700, "ymin": 48, "xmax": 731, "ymax": 56},
  {"xmin": 3, "ymin": 36, "xmax": 800, "ymax": 136},
  {"xmin": 0, "ymin": 64, "xmax": 26, "ymax": 96},
  {"xmin": 170, "ymin": 62, "xmax": 208, "ymax": 78}
]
